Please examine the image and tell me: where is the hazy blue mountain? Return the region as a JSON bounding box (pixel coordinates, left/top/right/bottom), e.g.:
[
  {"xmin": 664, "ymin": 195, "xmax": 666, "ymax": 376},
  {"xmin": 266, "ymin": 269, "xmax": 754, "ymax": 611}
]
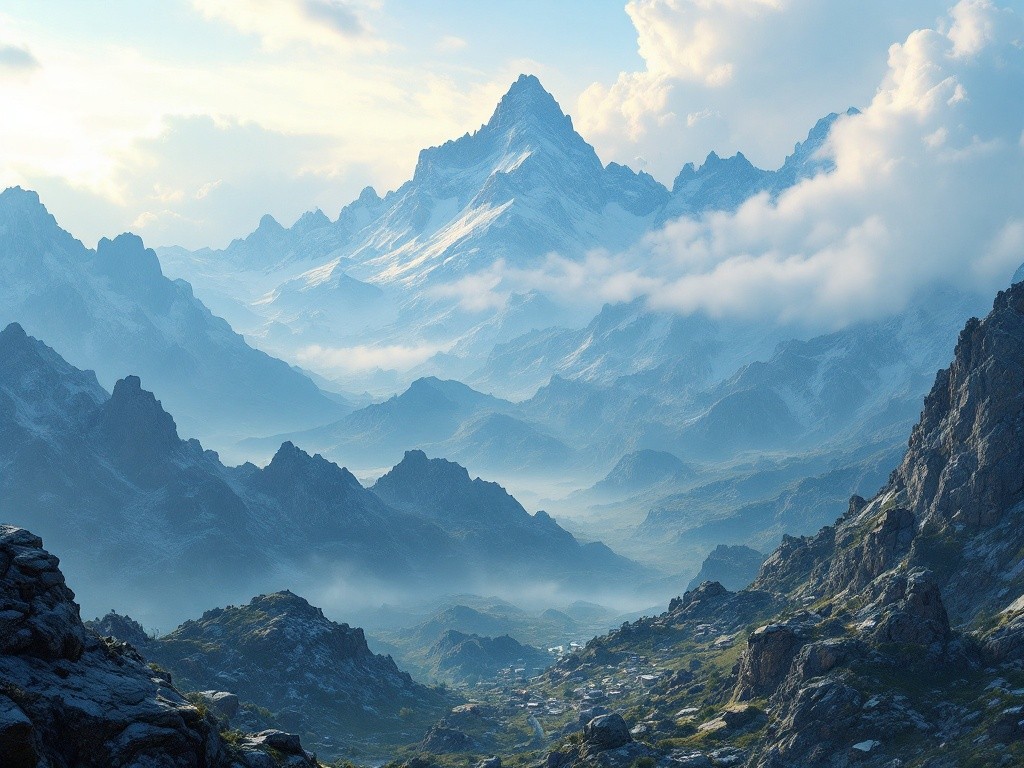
[
  {"xmin": 658, "ymin": 109, "xmax": 859, "ymax": 224},
  {"xmin": 424, "ymin": 630, "xmax": 552, "ymax": 684},
  {"xmin": 242, "ymin": 376, "xmax": 518, "ymax": 464},
  {"xmin": 685, "ymin": 544, "xmax": 765, "ymax": 592},
  {"xmin": 591, "ymin": 450, "xmax": 694, "ymax": 497},
  {"xmin": 470, "ymin": 298, "xmax": 780, "ymax": 400},
  {"xmin": 371, "ymin": 449, "xmax": 649, "ymax": 588},
  {"xmin": 430, "ymin": 412, "xmax": 574, "ymax": 475},
  {"xmin": 662, "ymin": 151, "xmax": 772, "ymax": 221},
  {"xmin": 0, "ymin": 187, "xmax": 344, "ymax": 451},
  {"xmin": 668, "ymin": 287, "xmax": 981, "ymax": 460},
  {"xmin": 636, "ymin": 440, "xmax": 903, "ymax": 560},
  {"xmin": 0, "ymin": 324, "xmax": 648, "ymax": 627}
]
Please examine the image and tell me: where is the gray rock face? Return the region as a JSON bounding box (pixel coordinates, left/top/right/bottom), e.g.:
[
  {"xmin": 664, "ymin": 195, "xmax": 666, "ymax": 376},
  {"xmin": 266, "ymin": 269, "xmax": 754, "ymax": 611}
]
[
  {"xmin": 0, "ymin": 526, "xmax": 87, "ymax": 661},
  {"xmin": 869, "ymin": 570, "xmax": 951, "ymax": 646},
  {"xmin": 734, "ymin": 621, "xmax": 805, "ymax": 701},
  {"xmin": 583, "ymin": 713, "xmax": 632, "ymax": 752},
  {"xmin": 893, "ymin": 287, "xmax": 1024, "ymax": 530},
  {"xmin": 0, "ymin": 525, "xmax": 315, "ymax": 768},
  {"xmin": 823, "ymin": 506, "xmax": 916, "ymax": 596}
]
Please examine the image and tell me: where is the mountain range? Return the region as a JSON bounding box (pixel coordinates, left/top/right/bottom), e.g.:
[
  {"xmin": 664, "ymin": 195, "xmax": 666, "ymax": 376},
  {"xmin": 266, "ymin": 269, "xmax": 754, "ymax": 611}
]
[
  {"xmin": 3, "ymin": 72, "xmax": 1018, "ymax": 619},
  {"xmin": 0, "ymin": 321, "xmax": 650, "ymax": 629},
  {"xmin": 144, "ymin": 76, "xmax": 1013, "ymax": 591},
  {"xmin": 0, "ymin": 187, "xmax": 344, "ymax": 455},
  {"xmin": 155, "ymin": 78, "xmax": 859, "ymax": 402}
]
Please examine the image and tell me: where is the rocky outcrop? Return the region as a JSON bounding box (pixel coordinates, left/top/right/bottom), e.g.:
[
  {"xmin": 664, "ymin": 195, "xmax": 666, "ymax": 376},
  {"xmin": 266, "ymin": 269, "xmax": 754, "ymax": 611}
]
[
  {"xmin": 867, "ymin": 570, "xmax": 951, "ymax": 647},
  {"xmin": 85, "ymin": 611, "xmax": 151, "ymax": 648},
  {"xmin": 147, "ymin": 590, "xmax": 453, "ymax": 742},
  {"xmin": 0, "ymin": 525, "xmax": 315, "ymax": 768},
  {"xmin": 0, "ymin": 527, "xmax": 88, "ymax": 661},
  {"xmin": 419, "ymin": 722, "xmax": 477, "ymax": 753},
  {"xmin": 892, "ymin": 288, "xmax": 1024, "ymax": 530},
  {"xmin": 734, "ymin": 620, "xmax": 807, "ymax": 701}
]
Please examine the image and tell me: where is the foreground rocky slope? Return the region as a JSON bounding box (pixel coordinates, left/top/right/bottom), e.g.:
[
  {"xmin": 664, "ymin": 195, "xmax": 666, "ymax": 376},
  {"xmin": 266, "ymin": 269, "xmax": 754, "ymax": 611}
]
[
  {"xmin": 0, "ymin": 525, "xmax": 317, "ymax": 767},
  {"xmin": 499, "ymin": 283, "xmax": 1024, "ymax": 767}
]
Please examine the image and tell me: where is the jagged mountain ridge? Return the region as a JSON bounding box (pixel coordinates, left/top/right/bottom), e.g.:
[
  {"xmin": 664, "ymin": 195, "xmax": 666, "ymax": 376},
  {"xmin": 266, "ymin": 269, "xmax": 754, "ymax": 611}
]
[
  {"xmin": 0, "ymin": 188, "xmax": 344, "ymax": 453},
  {"xmin": 156, "ymin": 77, "xmax": 857, "ymax": 401},
  {"xmin": 371, "ymin": 450, "xmax": 643, "ymax": 581},
  {"xmin": 0, "ymin": 322, "xmax": 649, "ymax": 628},
  {"xmin": 755, "ymin": 281, "xmax": 1024, "ymax": 623},
  {"xmin": 521, "ymin": 280, "xmax": 1024, "ymax": 767}
]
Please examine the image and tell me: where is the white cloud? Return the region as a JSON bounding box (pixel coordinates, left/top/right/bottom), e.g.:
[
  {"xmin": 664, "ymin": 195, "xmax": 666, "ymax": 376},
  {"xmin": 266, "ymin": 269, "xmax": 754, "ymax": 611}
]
[
  {"xmin": 435, "ymin": 35, "xmax": 468, "ymax": 53},
  {"xmin": 192, "ymin": 0, "xmax": 385, "ymax": 52},
  {"xmin": 578, "ymin": 0, "xmax": 955, "ymax": 180},
  {"xmin": 473, "ymin": 1, "xmax": 1024, "ymax": 330},
  {"xmin": 295, "ymin": 342, "xmax": 450, "ymax": 374}
]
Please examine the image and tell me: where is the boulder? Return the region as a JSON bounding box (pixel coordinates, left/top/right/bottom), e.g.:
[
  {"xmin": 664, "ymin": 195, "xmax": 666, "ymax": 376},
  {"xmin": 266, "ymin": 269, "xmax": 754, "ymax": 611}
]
[
  {"xmin": 583, "ymin": 713, "xmax": 632, "ymax": 751},
  {"xmin": 246, "ymin": 729, "xmax": 304, "ymax": 754},
  {"xmin": 199, "ymin": 690, "xmax": 241, "ymax": 721}
]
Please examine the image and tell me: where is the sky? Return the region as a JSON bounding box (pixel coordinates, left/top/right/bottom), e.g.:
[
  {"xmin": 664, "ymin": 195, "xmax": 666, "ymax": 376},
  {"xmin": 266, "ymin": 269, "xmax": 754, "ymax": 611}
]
[{"xmin": 0, "ymin": 0, "xmax": 972, "ymax": 250}]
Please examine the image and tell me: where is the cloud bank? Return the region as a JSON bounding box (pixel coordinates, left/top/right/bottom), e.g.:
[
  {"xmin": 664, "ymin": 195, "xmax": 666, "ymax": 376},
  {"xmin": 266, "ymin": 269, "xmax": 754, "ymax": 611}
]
[
  {"xmin": 578, "ymin": 0, "xmax": 955, "ymax": 178},
  {"xmin": 466, "ymin": 1, "xmax": 1024, "ymax": 331}
]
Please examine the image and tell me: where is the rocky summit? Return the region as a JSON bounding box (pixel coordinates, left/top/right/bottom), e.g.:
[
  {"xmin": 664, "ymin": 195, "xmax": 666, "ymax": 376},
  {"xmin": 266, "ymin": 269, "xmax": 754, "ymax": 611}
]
[
  {"xmin": 138, "ymin": 589, "xmax": 453, "ymax": 754},
  {"xmin": 0, "ymin": 525, "xmax": 316, "ymax": 768}
]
